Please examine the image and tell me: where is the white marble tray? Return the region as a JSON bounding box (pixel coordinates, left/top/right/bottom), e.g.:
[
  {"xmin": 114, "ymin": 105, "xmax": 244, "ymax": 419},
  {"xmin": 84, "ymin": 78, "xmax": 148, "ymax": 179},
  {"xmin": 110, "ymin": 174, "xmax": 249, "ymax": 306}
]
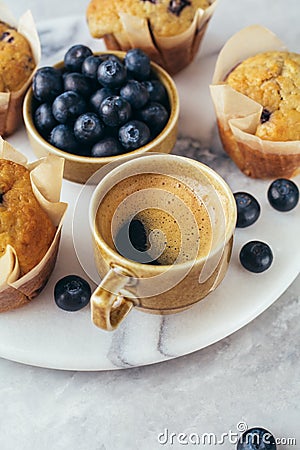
[{"xmin": 0, "ymin": 17, "xmax": 299, "ymax": 371}]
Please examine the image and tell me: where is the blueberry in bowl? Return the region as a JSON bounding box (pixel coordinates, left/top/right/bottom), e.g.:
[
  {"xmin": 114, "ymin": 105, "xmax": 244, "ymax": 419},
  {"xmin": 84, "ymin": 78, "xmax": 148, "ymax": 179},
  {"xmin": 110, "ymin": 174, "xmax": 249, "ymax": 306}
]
[{"xmin": 23, "ymin": 46, "xmax": 179, "ymax": 184}]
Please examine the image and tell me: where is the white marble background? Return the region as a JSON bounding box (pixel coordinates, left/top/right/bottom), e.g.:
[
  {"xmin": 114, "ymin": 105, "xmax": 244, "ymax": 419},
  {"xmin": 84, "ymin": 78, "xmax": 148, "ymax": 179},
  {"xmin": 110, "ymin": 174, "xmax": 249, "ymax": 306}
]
[{"xmin": 1, "ymin": 0, "xmax": 300, "ymax": 449}]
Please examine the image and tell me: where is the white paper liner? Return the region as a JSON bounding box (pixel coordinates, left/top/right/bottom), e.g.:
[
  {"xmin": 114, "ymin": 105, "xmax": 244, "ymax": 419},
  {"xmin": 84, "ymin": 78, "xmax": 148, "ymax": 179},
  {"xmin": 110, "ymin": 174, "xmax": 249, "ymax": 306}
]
[
  {"xmin": 0, "ymin": 2, "xmax": 41, "ymax": 136},
  {"xmin": 97, "ymin": 1, "xmax": 217, "ymax": 75},
  {"xmin": 210, "ymin": 25, "xmax": 300, "ymax": 178},
  {"xmin": 0, "ymin": 137, "xmax": 67, "ymax": 313}
]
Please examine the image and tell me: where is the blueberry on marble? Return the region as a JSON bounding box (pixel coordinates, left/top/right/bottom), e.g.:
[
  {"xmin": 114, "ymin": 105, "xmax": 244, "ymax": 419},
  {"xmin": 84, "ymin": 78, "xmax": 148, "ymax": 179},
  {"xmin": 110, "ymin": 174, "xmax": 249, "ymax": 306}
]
[
  {"xmin": 267, "ymin": 178, "xmax": 299, "ymax": 212},
  {"xmin": 32, "ymin": 67, "xmax": 63, "ymax": 102},
  {"xmin": 97, "ymin": 59, "xmax": 127, "ymax": 88},
  {"xmin": 137, "ymin": 102, "xmax": 169, "ymax": 135},
  {"xmin": 50, "ymin": 124, "xmax": 79, "ymax": 153},
  {"xmin": 124, "ymin": 48, "xmax": 151, "ymax": 80},
  {"xmin": 34, "ymin": 103, "xmax": 57, "ymax": 135},
  {"xmin": 64, "ymin": 44, "xmax": 93, "ymax": 72},
  {"xmin": 90, "ymin": 87, "xmax": 117, "ymax": 112},
  {"xmin": 119, "ymin": 120, "xmax": 150, "ymax": 150},
  {"xmin": 239, "ymin": 241, "xmax": 273, "ymax": 273},
  {"xmin": 237, "ymin": 427, "xmax": 276, "ymax": 450},
  {"xmin": 91, "ymin": 137, "xmax": 124, "ymax": 157},
  {"xmin": 142, "ymin": 80, "xmax": 167, "ymax": 104},
  {"xmin": 168, "ymin": 0, "xmax": 191, "ymax": 16},
  {"xmin": 120, "ymin": 80, "xmax": 150, "ymax": 109},
  {"xmin": 63, "ymin": 72, "xmax": 91, "ymax": 97},
  {"xmin": 99, "ymin": 95, "xmax": 132, "ymax": 127},
  {"xmin": 54, "ymin": 275, "xmax": 91, "ymax": 312},
  {"xmin": 234, "ymin": 192, "xmax": 261, "ymax": 228},
  {"xmin": 52, "ymin": 91, "xmax": 86, "ymax": 123},
  {"xmin": 74, "ymin": 112, "xmax": 105, "ymax": 144}
]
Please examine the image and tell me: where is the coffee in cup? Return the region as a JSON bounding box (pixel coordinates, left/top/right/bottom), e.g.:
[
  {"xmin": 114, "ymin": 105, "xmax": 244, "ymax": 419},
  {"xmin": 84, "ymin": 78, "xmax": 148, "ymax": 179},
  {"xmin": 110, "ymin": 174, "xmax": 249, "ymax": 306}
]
[{"xmin": 89, "ymin": 154, "xmax": 237, "ymax": 331}]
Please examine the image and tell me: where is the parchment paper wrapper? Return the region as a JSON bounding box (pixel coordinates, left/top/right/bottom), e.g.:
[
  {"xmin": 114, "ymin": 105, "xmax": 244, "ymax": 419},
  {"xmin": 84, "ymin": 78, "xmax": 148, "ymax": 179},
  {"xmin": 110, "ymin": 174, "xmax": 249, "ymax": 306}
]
[
  {"xmin": 0, "ymin": 3, "xmax": 41, "ymax": 137},
  {"xmin": 210, "ymin": 25, "xmax": 300, "ymax": 179},
  {"xmin": 0, "ymin": 138, "xmax": 67, "ymax": 313},
  {"xmin": 101, "ymin": 1, "xmax": 217, "ymax": 75}
]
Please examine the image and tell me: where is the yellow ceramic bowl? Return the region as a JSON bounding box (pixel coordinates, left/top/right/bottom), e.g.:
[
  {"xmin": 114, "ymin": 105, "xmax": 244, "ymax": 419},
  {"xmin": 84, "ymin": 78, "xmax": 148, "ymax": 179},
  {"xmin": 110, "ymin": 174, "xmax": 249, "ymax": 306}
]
[{"xmin": 23, "ymin": 51, "xmax": 179, "ymax": 184}]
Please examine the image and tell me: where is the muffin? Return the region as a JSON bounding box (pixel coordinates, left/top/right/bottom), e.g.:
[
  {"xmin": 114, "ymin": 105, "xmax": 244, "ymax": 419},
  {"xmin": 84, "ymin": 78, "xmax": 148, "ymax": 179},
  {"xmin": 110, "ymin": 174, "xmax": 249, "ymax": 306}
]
[
  {"xmin": 86, "ymin": 0, "xmax": 217, "ymax": 74},
  {"xmin": 210, "ymin": 25, "xmax": 300, "ymax": 179},
  {"xmin": 0, "ymin": 9, "xmax": 40, "ymax": 137},
  {"xmin": 226, "ymin": 51, "xmax": 300, "ymax": 142},
  {"xmin": 0, "ymin": 138, "xmax": 67, "ymax": 313},
  {"xmin": 0, "ymin": 21, "xmax": 35, "ymax": 92},
  {"xmin": 0, "ymin": 159, "xmax": 55, "ymax": 276}
]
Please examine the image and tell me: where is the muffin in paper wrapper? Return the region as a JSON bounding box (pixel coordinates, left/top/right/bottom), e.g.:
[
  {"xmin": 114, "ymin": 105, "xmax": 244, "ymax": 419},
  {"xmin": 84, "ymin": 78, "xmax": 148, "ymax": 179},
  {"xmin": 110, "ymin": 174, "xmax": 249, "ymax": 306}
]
[
  {"xmin": 0, "ymin": 137, "xmax": 67, "ymax": 313},
  {"xmin": 87, "ymin": 1, "xmax": 217, "ymax": 75},
  {"xmin": 210, "ymin": 25, "xmax": 300, "ymax": 179},
  {"xmin": 0, "ymin": 3, "xmax": 41, "ymax": 137}
]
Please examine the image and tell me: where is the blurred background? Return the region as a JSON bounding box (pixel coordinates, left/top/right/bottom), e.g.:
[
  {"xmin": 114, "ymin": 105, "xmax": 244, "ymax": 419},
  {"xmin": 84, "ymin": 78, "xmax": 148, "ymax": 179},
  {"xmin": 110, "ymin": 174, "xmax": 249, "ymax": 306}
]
[{"xmin": 9, "ymin": 0, "xmax": 87, "ymax": 22}]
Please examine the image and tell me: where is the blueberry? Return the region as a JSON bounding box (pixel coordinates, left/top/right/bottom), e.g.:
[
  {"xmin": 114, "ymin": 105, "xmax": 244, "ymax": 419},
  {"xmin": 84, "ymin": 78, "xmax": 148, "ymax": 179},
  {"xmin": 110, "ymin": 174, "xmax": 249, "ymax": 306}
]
[
  {"xmin": 64, "ymin": 44, "xmax": 93, "ymax": 72},
  {"xmin": 267, "ymin": 178, "xmax": 299, "ymax": 212},
  {"xmin": 34, "ymin": 103, "xmax": 57, "ymax": 135},
  {"xmin": 52, "ymin": 91, "xmax": 86, "ymax": 123},
  {"xmin": 74, "ymin": 112, "xmax": 105, "ymax": 144},
  {"xmin": 142, "ymin": 80, "xmax": 167, "ymax": 103},
  {"xmin": 168, "ymin": 0, "xmax": 191, "ymax": 16},
  {"xmin": 91, "ymin": 137, "xmax": 124, "ymax": 157},
  {"xmin": 99, "ymin": 95, "xmax": 132, "ymax": 127},
  {"xmin": 90, "ymin": 87, "xmax": 117, "ymax": 112},
  {"xmin": 97, "ymin": 59, "xmax": 127, "ymax": 88},
  {"xmin": 32, "ymin": 67, "xmax": 63, "ymax": 102},
  {"xmin": 137, "ymin": 102, "xmax": 169, "ymax": 135},
  {"xmin": 54, "ymin": 275, "xmax": 91, "ymax": 312},
  {"xmin": 120, "ymin": 80, "xmax": 149, "ymax": 109},
  {"xmin": 237, "ymin": 427, "xmax": 276, "ymax": 450},
  {"xmin": 260, "ymin": 108, "xmax": 271, "ymax": 124},
  {"xmin": 81, "ymin": 55, "xmax": 103, "ymax": 79},
  {"xmin": 63, "ymin": 72, "xmax": 91, "ymax": 97},
  {"xmin": 239, "ymin": 241, "xmax": 273, "ymax": 273},
  {"xmin": 50, "ymin": 124, "xmax": 79, "ymax": 153},
  {"xmin": 102, "ymin": 53, "xmax": 123, "ymax": 64},
  {"xmin": 234, "ymin": 192, "xmax": 261, "ymax": 228},
  {"xmin": 124, "ymin": 48, "xmax": 151, "ymax": 80},
  {"xmin": 119, "ymin": 120, "xmax": 150, "ymax": 150}
]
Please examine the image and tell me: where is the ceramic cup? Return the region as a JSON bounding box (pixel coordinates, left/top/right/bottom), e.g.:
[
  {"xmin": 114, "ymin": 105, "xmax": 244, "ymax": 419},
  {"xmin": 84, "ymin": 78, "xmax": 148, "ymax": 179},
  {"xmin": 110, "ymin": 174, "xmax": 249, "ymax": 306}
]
[{"xmin": 89, "ymin": 154, "xmax": 237, "ymax": 331}]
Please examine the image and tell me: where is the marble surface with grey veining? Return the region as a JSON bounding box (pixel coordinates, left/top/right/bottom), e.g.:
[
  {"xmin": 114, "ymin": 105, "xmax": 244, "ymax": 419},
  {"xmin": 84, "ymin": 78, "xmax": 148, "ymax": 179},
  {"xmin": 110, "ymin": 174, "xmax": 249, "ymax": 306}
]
[{"xmin": 1, "ymin": 0, "xmax": 300, "ymax": 449}]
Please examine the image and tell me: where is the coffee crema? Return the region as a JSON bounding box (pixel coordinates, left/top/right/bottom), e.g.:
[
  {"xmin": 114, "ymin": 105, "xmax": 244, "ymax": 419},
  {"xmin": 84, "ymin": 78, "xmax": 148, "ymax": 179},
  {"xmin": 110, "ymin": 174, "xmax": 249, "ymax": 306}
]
[{"xmin": 96, "ymin": 173, "xmax": 213, "ymax": 265}]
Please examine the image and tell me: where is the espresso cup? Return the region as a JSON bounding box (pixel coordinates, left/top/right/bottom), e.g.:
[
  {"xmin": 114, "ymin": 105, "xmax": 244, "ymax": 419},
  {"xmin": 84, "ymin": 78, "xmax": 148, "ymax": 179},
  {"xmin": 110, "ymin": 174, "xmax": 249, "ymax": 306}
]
[{"xmin": 89, "ymin": 154, "xmax": 237, "ymax": 331}]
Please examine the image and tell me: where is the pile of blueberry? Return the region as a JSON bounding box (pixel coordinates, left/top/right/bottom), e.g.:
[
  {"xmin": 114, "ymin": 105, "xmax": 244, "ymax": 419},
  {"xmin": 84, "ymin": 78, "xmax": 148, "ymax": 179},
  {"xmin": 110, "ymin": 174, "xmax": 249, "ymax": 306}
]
[
  {"xmin": 32, "ymin": 45, "xmax": 170, "ymax": 157},
  {"xmin": 234, "ymin": 178, "xmax": 299, "ymax": 273}
]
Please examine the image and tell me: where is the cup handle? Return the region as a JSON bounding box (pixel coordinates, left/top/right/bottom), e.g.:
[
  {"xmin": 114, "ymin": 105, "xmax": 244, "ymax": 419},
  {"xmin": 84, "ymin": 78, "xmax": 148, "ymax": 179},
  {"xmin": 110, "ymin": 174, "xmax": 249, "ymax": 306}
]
[{"xmin": 91, "ymin": 265, "xmax": 136, "ymax": 331}]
